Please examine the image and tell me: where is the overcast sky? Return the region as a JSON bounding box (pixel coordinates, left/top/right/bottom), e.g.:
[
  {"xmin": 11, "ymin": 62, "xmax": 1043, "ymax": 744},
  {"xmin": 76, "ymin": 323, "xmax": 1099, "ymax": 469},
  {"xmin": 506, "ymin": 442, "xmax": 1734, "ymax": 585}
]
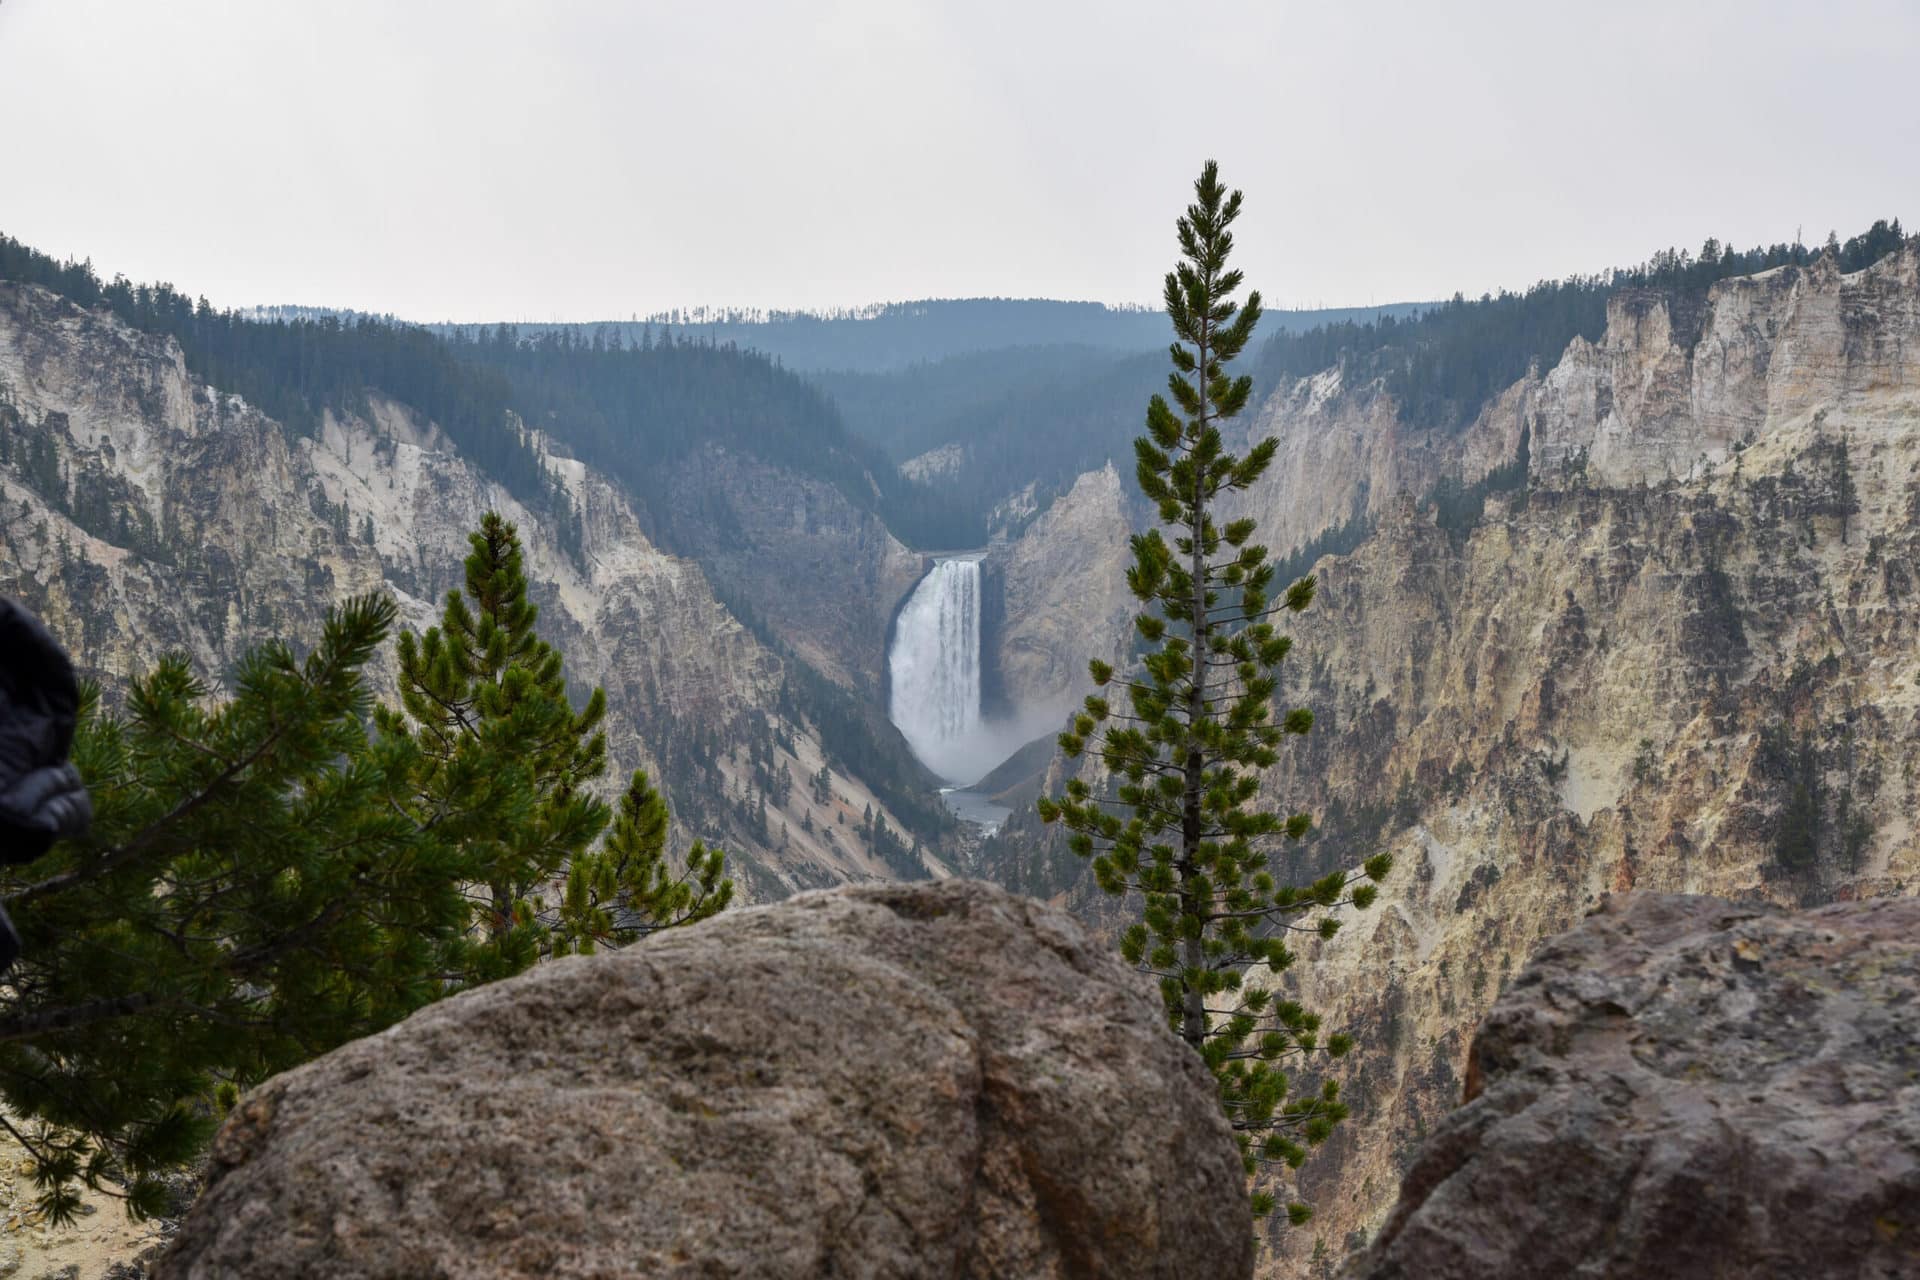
[{"xmin": 1, "ymin": 0, "xmax": 1915, "ymax": 321}]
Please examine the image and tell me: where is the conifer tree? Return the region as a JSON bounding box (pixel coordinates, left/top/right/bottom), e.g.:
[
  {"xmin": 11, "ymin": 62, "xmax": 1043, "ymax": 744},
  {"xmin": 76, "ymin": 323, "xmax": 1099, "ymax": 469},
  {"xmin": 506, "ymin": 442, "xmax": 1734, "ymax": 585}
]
[
  {"xmin": 1, "ymin": 521, "xmax": 733, "ymax": 1220},
  {"xmin": 377, "ymin": 512, "xmax": 731, "ymax": 972},
  {"xmin": 375, "ymin": 512, "xmax": 608, "ymax": 977},
  {"xmin": 1038, "ymin": 161, "xmax": 1391, "ymax": 1223},
  {"xmin": 556, "ymin": 770, "xmax": 731, "ymax": 950},
  {"xmin": 0, "ymin": 596, "xmax": 476, "ymax": 1223}
]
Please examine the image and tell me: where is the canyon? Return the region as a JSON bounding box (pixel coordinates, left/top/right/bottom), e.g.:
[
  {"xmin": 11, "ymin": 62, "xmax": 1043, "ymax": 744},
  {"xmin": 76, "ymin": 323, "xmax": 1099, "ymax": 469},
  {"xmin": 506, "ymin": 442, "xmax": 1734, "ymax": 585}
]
[
  {"xmin": 3, "ymin": 240, "xmax": 1918, "ymax": 1278},
  {"xmin": 988, "ymin": 247, "xmax": 1920, "ymax": 1274},
  {"xmin": 0, "ymin": 281, "xmax": 945, "ymax": 899}
]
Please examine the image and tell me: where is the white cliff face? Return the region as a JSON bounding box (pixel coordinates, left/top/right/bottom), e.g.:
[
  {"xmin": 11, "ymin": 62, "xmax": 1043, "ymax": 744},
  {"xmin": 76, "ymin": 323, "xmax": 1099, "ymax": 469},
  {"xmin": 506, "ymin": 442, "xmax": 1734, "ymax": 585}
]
[
  {"xmin": 993, "ymin": 461, "xmax": 1136, "ymax": 719},
  {"xmin": 1219, "ymin": 361, "xmax": 1535, "ymax": 559},
  {"xmin": 1534, "ymin": 250, "xmax": 1920, "ymax": 486},
  {"xmin": 0, "ymin": 282, "xmax": 931, "ymax": 898},
  {"xmin": 1250, "ymin": 252, "xmax": 1920, "ymax": 1276}
]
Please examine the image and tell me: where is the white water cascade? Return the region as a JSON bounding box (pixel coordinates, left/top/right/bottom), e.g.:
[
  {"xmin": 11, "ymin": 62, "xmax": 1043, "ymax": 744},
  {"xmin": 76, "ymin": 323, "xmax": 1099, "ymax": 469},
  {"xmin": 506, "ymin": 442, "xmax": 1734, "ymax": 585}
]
[{"xmin": 887, "ymin": 556, "xmax": 986, "ymax": 785}]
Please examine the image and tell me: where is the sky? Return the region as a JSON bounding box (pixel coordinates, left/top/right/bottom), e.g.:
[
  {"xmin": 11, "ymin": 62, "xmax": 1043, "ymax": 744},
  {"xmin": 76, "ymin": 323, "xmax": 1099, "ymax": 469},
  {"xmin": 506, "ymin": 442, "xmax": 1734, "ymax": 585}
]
[{"xmin": 1, "ymin": 0, "xmax": 1916, "ymax": 322}]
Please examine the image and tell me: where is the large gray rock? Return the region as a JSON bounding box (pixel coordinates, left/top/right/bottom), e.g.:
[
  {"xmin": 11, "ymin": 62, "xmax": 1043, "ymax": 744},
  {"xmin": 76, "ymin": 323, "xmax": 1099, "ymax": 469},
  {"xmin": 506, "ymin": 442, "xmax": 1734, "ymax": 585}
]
[
  {"xmin": 157, "ymin": 880, "xmax": 1252, "ymax": 1279},
  {"xmin": 1351, "ymin": 892, "xmax": 1920, "ymax": 1279}
]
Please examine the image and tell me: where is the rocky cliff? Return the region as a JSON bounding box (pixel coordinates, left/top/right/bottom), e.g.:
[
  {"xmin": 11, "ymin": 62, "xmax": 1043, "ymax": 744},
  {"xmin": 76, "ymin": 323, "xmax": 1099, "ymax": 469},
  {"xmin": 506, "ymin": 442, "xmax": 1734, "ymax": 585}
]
[
  {"xmin": 0, "ymin": 281, "xmax": 939, "ymax": 898},
  {"xmin": 986, "ymin": 247, "xmax": 1920, "ymax": 1275},
  {"xmin": 989, "ymin": 461, "xmax": 1138, "ymax": 721},
  {"xmin": 157, "ymin": 880, "xmax": 1254, "ymax": 1280},
  {"xmin": 1352, "ymin": 893, "xmax": 1920, "ymax": 1280},
  {"xmin": 655, "ymin": 443, "xmax": 924, "ymax": 695},
  {"xmin": 1221, "ymin": 357, "xmax": 1532, "ymax": 560}
]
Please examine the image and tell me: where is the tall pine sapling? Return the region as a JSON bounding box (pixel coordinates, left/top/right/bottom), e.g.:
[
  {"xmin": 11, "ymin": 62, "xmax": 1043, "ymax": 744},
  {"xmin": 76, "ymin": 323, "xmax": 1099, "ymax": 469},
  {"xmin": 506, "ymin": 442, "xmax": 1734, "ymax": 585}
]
[
  {"xmin": 377, "ymin": 512, "xmax": 731, "ymax": 973},
  {"xmin": 1039, "ymin": 161, "xmax": 1392, "ymax": 1223}
]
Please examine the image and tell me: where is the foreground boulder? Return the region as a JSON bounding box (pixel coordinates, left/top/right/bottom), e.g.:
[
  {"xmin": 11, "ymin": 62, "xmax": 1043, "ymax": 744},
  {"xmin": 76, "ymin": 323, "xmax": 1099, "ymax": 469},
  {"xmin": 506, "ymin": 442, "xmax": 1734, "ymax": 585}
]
[
  {"xmin": 1352, "ymin": 893, "xmax": 1920, "ymax": 1279},
  {"xmin": 158, "ymin": 880, "xmax": 1252, "ymax": 1279}
]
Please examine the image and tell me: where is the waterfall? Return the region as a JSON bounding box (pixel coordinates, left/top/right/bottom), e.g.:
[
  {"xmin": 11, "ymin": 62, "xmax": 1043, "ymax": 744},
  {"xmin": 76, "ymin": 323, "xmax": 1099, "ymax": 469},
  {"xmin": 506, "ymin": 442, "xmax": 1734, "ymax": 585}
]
[{"xmin": 888, "ymin": 557, "xmax": 984, "ymax": 784}]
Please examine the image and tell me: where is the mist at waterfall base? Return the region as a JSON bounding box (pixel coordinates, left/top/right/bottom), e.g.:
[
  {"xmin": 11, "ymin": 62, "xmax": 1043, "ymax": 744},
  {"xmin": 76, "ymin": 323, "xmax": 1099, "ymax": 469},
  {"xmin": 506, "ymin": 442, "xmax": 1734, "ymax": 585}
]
[{"xmin": 887, "ymin": 558, "xmax": 1061, "ymax": 824}]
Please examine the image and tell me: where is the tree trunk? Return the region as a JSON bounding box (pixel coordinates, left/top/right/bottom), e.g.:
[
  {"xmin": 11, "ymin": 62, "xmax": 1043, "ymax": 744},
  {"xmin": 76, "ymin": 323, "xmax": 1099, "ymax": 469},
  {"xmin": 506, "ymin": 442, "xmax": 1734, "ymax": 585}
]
[{"xmin": 1180, "ymin": 314, "xmax": 1211, "ymax": 1052}]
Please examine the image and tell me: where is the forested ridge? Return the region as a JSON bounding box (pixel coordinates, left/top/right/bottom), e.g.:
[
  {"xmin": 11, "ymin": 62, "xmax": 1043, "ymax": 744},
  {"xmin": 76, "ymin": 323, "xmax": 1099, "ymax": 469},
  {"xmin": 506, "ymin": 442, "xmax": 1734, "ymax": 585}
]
[
  {"xmin": 446, "ymin": 325, "xmax": 979, "ymax": 549},
  {"xmin": 7, "ymin": 221, "xmax": 1906, "ymax": 562},
  {"xmin": 0, "ymin": 233, "xmax": 991, "ymax": 549},
  {"xmin": 825, "ymin": 220, "xmax": 1911, "ymax": 546},
  {"xmin": 1255, "ymin": 219, "xmax": 1910, "ymax": 431},
  {"xmin": 815, "ymin": 343, "xmax": 1129, "ymax": 463},
  {"xmin": 447, "ymin": 298, "xmax": 1422, "ymax": 376},
  {"xmin": 0, "ymin": 235, "xmax": 572, "ymax": 532}
]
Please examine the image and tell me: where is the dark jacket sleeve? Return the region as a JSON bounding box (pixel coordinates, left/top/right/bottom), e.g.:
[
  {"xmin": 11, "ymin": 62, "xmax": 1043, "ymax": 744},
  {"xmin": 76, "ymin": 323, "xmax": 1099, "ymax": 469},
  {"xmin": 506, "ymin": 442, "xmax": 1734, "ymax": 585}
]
[{"xmin": 0, "ymin": 598, "xmax": 92, "ymax": 864}]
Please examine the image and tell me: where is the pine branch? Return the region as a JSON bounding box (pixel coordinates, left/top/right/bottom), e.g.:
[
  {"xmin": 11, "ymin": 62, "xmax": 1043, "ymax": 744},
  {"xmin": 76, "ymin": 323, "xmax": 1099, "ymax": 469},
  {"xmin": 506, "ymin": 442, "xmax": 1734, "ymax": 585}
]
[
  {"xmin": 0, "ymin": 993, "xmax": 159, "ymax": 1045},
  {"xmin": 9, "ymin": 721, "xmax": 290, "ymax": 906}
]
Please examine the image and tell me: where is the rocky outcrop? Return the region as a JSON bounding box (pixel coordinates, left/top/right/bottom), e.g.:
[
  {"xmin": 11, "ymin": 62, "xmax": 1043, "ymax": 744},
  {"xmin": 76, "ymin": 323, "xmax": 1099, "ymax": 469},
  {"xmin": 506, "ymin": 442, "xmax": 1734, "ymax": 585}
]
[
  {"xmin": 156, "ymin": 880, "xmax": 1253, "ymax": 1280},
  {"xmin": 1257, "ymin": 360, "xmax": 1920, "ymax": 1271},
  {"xmin": 0, "ymin": 282, "xmax": 934, "ymax": 897},
  {"xmin": 1351, "ymin": 893, "xmax": 1920, "ymax": 1280},
  {"xmin": 1222, "ymin": 363, "xmax": 1533, "ymax": 560}
]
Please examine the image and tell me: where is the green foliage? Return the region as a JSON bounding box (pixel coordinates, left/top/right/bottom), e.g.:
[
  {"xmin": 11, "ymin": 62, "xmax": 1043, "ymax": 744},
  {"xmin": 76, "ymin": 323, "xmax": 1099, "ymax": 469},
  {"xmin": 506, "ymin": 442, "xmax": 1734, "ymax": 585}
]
[
  {"xmin": 0, "ymin": 516, "xmax": 734, "ymax": 1217},
  {"xmin": 374, "ymin": 512, "xmax": 611, "ymax": 977},
  {"xmin": 376, "ymin": 512, "xmax": 731, "ymax": 971},
  {"xmin": 0, "ymin": 409, "xmax": 174, "ymax": 563},
  {"xmin": 1426, "ymin": 427, "xmax": 1530, "ymax": 538},
  {"xmin": 1760, "ymin": 726, "xmax": 1826, "ymax": 874},
  {"xmin": 1807, "ymin": 425, "xmax": 1861, "ymax": 543},
  {"xmin": 1039, "ymin": 162, "xmax": 1390, "ymax": 1221},
  {"xmin": 0, "ymin": 595, "xmax": 475, "ymax": 1223},
  {"xmin": 559, "ymin": 770, "xmax": 732, "ymax": 949},
  {"xmin": 1270, "ymin": 508, "xmax": 1373, "ymax": 591}
]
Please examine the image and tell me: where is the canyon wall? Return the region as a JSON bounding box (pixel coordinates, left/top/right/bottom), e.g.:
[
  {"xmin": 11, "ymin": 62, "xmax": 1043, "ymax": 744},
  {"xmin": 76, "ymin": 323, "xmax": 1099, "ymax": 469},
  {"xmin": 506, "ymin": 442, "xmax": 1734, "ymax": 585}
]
[
  {"xmin": 0, "ymin": 281, "xmax": 939, "ymax": 898},
  {"xmin": 986, "ymin": 248, "xmax": 1920, "ymax": 1276},
  {"xmin": 655, "ymin": 444, "xmax": 924, "ymax": 695},
  {"xmin": 990, "ymin": 461, "xmax": 1137, "ymax": 722},
  {"xmin": 1221, "ymin": 359, "xmax": 1533, "ymax": 559}
]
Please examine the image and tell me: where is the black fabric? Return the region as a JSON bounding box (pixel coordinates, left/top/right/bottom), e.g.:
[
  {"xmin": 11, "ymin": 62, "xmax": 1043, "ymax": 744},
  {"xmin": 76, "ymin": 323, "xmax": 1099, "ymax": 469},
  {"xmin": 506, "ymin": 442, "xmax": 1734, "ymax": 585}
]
[
  {"xmin": 0, "ymin": 903, "xmax": 18, "ymax": 974},
  {"xmin": 0, "ymin": 597, "xmax": 91, "ymax": 865}
]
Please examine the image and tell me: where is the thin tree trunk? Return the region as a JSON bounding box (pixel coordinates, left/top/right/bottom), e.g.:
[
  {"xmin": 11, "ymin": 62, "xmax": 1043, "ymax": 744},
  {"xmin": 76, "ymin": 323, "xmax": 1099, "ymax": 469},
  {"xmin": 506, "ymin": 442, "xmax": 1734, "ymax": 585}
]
[{"xmin": 1180, "ymin": 304, "xmax": 1211, "ymax": 1051}]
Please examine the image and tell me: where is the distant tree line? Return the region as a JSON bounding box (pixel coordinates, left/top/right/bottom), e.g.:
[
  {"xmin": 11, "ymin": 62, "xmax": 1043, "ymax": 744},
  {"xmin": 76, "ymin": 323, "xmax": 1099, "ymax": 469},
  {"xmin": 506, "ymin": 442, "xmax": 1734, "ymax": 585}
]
[
  {"xmin": 1254, "ymin": 220, "xmax": 1909, "ymax": 434},
  {"xmin": 456, "ymin": 297, "xmax": 1423, "ymax": 377},
  {"xmin": 444, "ymin": 324, "xmax": 981, "ymax": 549},
  {"xmin": 0, "ymin": 236, "xmax": 577, "ymax": 544}
]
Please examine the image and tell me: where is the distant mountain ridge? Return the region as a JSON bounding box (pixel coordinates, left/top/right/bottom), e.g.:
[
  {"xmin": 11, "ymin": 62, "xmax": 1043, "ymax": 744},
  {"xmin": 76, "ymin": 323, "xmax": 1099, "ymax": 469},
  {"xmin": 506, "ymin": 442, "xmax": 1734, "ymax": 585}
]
[{"xmin": 435, "ymin": 297, "xmax": 1428, "ymax": 375}]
